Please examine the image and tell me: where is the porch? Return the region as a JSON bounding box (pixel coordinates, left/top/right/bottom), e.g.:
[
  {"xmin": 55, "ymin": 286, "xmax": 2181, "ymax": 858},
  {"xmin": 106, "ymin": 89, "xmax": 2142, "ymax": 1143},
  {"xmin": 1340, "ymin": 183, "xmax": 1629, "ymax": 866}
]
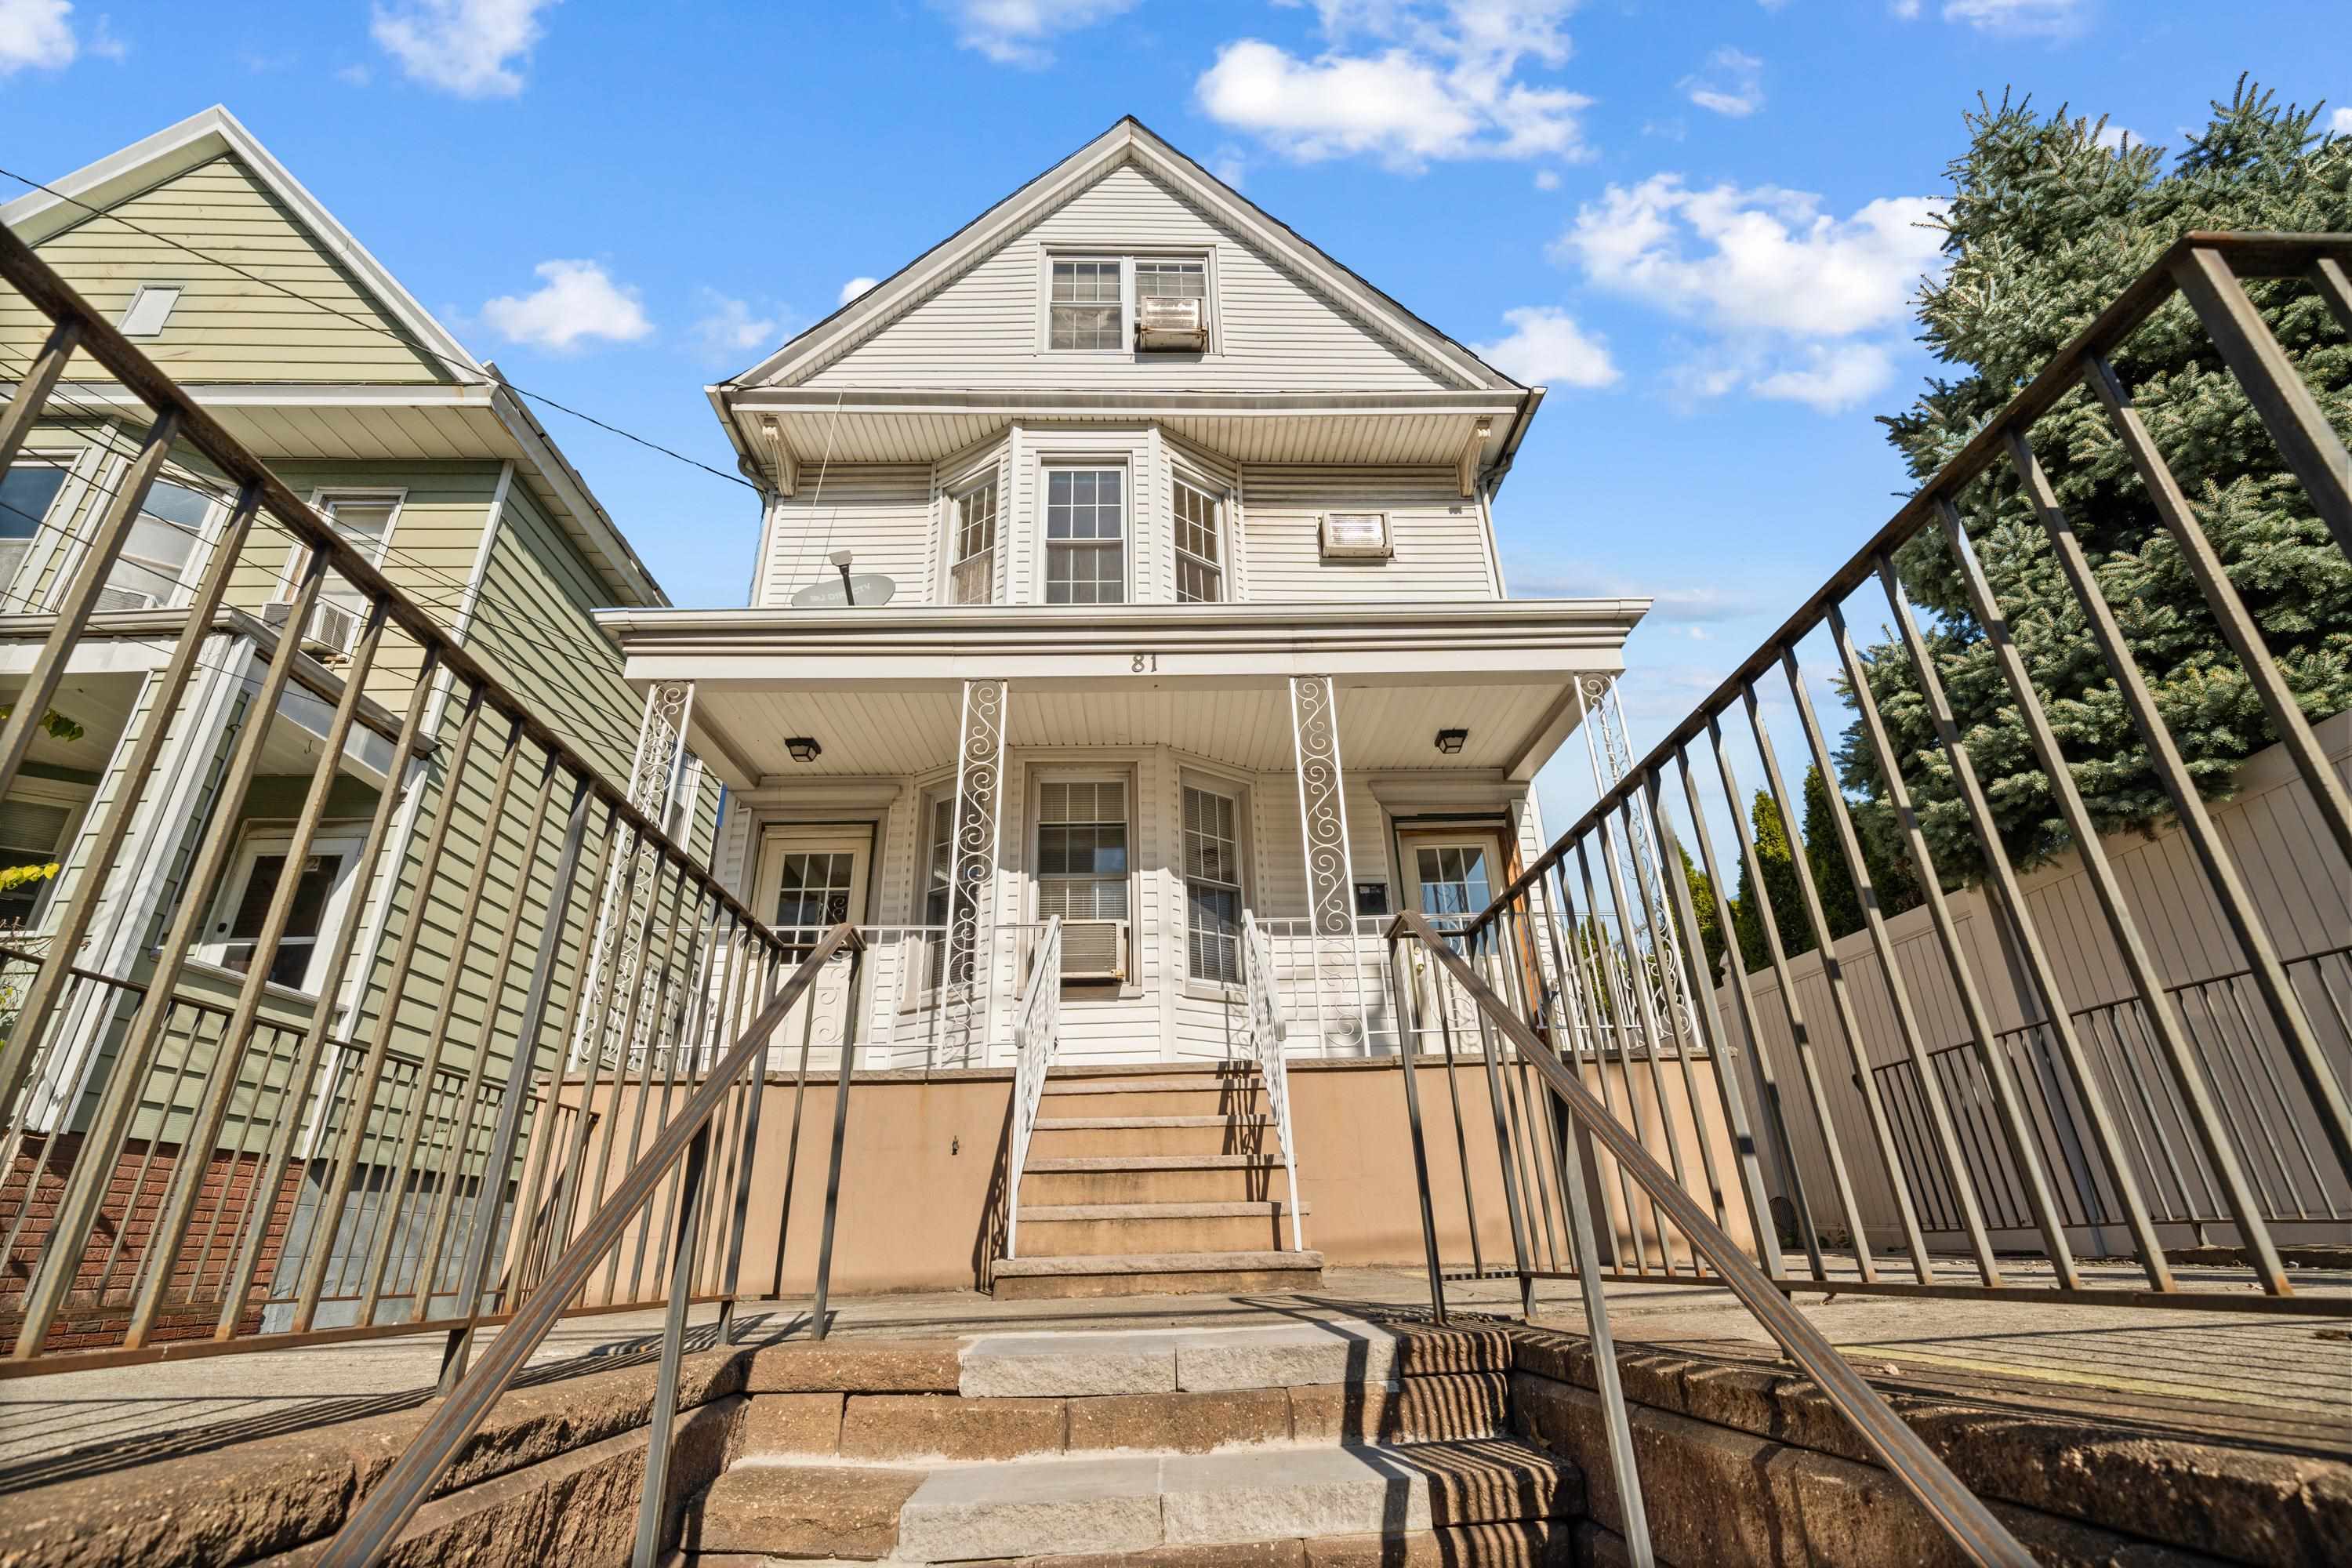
[{"xmin": 596, "ymin": 599, "xmax": 1644, "ymax": 1070}]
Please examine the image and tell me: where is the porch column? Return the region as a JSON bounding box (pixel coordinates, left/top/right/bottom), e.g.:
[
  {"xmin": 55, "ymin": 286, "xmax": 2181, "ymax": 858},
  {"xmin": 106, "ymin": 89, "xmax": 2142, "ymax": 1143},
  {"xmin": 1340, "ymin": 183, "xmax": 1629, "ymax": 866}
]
[
  {"xmin": 1288, "ymin": 674, "xmax": 1367, "ymax": 1051},
  {"xmin": 571, "ymin": 680, "xmax": 697, "ymax": 1066},
  {"xmin": 946, "ymin": 677, "xmax": 1009, "ymax": 1066}
]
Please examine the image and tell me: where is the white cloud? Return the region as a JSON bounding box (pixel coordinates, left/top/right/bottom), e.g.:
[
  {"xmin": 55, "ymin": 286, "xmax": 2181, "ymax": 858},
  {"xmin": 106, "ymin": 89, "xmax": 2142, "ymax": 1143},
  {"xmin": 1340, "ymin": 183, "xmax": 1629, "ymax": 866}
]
[
  {"xmin": 480, "ymin": 260, "xmax": 652, "ymax": 351},
  {"xmin": 2332, "ymin": 106, "xmax": 2352, "ymax": 135},
  {"xmin": 372, "ymin": 0, "xmax": 554, "ymax": 97},
  {"xmin": 1940, "ymin": 0, "xmax": 2085, "ymax": 37},
  {"xmin": 1749, "ymin": 340, "xmax": 1896, "ymax": 411},
  {"xmin": 1473, "ymin": 307, "xmax": 1619, "ymax": 388},
  {"xmin": 336, "ymin": 62, "xmax": 372, "ymax": 85},
  {"xmin": 1557, "ymin": 174, "xmax": 1942, "ymax": 338},
  {"xmin": 0, "ymin": 0, "xmax": 78, "ymax": 73},
  {"xmin": 1555, "ymin": 173, "xmax": 1943, "ymax": 412},
  {"xmin": 1210, "ymin": 146, "xmax": 1249, "ymax": 188},
  {"xmin": 1533, "ymin": 168, "xmax": 1560, "ymax": 191},
  {"xmin": 1888, "ymin": 0, "xmax": 1921, "ymax": 16},
  {"xmin": 937, "ymin": 0, "xmax": 1134, "ymax": 66},
  {"xmin": 1195, "ymin": 1, "xmax": 1591, "ymax": 171},
  {"xmin": 1681, "ymin": 46, "xmax": 1762, "ymax": 118},
  {"xmin": 837, "ymin": 276, "xmax": 879, "ymax": 307},
  {"xmin": 691, "ymin": 292, "xmax": 779, "ymax": 360},
  {"xmin": 2094, "ymin": 122, "xmax": 2137, "ymax": 151}
]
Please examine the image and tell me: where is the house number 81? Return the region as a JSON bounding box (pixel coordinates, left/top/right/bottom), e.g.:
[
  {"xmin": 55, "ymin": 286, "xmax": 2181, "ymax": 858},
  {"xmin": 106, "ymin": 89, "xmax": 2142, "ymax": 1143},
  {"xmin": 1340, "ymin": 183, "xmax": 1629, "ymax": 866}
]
[{"xmin": 1131, "ymin": 653, "xmax": 1158, "ymax": 672}]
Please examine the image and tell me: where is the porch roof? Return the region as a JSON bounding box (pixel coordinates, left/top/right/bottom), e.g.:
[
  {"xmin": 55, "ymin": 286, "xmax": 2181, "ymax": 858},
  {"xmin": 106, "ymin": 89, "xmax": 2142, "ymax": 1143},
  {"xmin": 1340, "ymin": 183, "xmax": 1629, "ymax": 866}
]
[{"xmin": 596, "ymin": 598, "xmax": 1645, "ymax": 789}]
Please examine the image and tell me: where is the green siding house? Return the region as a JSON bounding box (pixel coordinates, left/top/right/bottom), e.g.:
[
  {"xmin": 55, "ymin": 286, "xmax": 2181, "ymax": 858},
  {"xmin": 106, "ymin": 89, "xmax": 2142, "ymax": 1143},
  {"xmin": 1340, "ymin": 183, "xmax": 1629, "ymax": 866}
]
[{"xmin": 0, "ymin": 107, "xmax": 709, "ymax": 1330}]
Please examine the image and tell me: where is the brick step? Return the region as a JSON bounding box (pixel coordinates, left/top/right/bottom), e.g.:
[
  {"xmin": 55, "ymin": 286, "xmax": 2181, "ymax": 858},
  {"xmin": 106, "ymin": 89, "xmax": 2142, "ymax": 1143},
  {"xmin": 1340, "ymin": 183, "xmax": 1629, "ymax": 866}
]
[
  {"xmin": 1012, "ymin": 1200, "xmax": 1308, "ymax": 1258},
  {"xmin": 1028, "ymin": 1115, "xmax": 1281, "ymax": 1158},
  {"xmin": 1020, "ymin": 1154, "xmax": 1292, "ymax": 1207},
  {"xmin": 989, "ymin": 1249, "xmax": 1324, "ymax": 1301},
  {"xmin": 683, "ymin": 1437, "xmax": 1579, "ymax": 1563}
]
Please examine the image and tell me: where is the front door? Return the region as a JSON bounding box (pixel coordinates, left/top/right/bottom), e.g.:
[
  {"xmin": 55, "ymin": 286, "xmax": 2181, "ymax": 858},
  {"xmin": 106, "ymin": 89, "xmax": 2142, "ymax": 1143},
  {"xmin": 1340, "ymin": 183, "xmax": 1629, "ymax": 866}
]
[
  {"xmin": 1402, "ymin": 832, "xmax": 1508, "ymax": 1050},
  {"xmin": 757, "ymin": 829, "xmax": 871, "ymax": 1065}
]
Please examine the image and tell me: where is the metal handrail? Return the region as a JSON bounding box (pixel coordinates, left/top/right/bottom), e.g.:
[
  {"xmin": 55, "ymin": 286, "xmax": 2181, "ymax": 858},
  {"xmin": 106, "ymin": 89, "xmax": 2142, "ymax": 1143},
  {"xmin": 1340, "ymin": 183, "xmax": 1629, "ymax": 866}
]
[
  {"xmin": 1242, "ymin": 914, "xmax": 1305, "ymax": 1249},
  {"xmin": 1388, "ymin": 909, "xmax": 2034, "ymax": 1567},
  {"xmin": 317, "ymin": 922, "xmax": 866, "ymax": 1568},
  {"xmin": 1003, "ymin": 916, "xmax": 1062, "ymax": 1258}
]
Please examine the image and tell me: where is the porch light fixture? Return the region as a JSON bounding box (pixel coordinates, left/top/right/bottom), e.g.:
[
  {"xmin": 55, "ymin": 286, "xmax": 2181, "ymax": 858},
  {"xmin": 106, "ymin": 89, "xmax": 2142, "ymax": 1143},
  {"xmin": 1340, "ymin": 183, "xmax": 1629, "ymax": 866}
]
[
  {"xmin": 1319, "ymin": 511, "xmax": 1392, "ymax": 560},
  {"xmin": 786, "ymin": 736, "xmax": 823, "ymax": 763},
  {"xmin": 1434, "ymin": 728, "xmax": 1468, "ymax": 755}
]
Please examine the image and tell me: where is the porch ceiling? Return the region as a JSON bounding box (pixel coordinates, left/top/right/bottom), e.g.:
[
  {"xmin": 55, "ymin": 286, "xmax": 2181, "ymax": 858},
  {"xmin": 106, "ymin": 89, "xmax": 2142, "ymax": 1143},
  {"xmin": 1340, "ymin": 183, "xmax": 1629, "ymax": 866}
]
[
  {"xmin": 674, "ymin": 677, "xmax": 1585, "ymax": 787},
  {"xmin": 729, "ymin": 390, "xmax": 1521, "ymax": 470}
]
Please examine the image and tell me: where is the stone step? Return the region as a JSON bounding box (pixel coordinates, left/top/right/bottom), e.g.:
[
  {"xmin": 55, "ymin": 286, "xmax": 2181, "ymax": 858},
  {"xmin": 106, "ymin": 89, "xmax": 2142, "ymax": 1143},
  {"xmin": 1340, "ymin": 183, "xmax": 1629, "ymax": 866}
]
[
  {"xmin": 1028, "ymin": 1114, "xmax": 1281, "ymax": 1158},
  {"xmin": 890, "ymin": 1438, "xmax": 1581, "ymax": 1563},
  {"xmin": 1013, "ymin": 1200, "xmax": 1307, "ymax": 1258},
  {"xmin": 1021, "ymin": 1154, "xmax": 1291, "ymax": 1207},
  {"xmin": 738, "ymin": 1372, "xmax": 1512, "ymax": 1464},
  {"xmin": 990, "ymin": 1249, "xmax": 1325, "ymax": 1301}
]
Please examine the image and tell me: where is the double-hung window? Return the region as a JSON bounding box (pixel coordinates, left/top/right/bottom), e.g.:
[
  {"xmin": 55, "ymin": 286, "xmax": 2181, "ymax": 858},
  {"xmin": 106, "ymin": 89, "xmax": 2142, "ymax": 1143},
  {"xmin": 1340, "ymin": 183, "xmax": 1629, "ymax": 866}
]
[
  {"xmin": 1133, "ymin": 259, "xmax": 1205, "ymax": 306},
  {"xmin": 1036, "ymin": 781, "xmax": 1128, "ymax": 924},
  {"xmin": 922, "ymin": 793, "xmax": 975, "ymax": 986},
  {"xmin": 0, "ymin": 463, "xmax": 69, "ymax": 604},
  {"xmin": 284, "ymin": 492, "xmax": 398, "ymax": 652},
  {"xmin": 949, "ymin": 478, "xmax": 997, "ymax": 605},
  {"xmin": 1044, "ymin": 468, "xmax": 1125, "ymax": 604},
  {"xmin": 1173, "ymin": 478, "xmax": 1224, "ymax": 604},
  {"xmin": 95, "ymin": 477, "xmax": 215, "ymax": 612},
  {"xmin": 1181, "ymin": 783, "xmax": 1243, "ymax": 987},
  {"xmin": 1048, "ymin": 259, "xmax": 1122, "ymax": 350},
  {"xmin": 201, "ymin": 830, "xmax": 366, "ymax": 993}
]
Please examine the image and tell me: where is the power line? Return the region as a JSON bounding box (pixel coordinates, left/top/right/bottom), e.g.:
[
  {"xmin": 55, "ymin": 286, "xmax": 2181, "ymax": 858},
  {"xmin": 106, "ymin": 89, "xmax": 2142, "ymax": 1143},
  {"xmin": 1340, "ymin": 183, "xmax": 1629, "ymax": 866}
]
[{"xmin": 0, "ymin": 163, "xmax": 758, "ymax": 494}]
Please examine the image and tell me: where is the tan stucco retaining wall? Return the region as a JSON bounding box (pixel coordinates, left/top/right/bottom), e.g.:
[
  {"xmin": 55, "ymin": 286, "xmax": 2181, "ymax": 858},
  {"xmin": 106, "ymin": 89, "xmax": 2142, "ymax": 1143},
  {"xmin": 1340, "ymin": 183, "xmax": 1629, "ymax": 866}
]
[{"xmin": 572, "ymin": 1055, "xmax": 1751, "ymax": 1302}]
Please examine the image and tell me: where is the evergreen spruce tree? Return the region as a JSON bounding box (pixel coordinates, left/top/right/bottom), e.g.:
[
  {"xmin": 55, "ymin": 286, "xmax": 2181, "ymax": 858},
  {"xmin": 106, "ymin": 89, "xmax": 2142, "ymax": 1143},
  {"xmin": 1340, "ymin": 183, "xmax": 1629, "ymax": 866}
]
[
  {"xmin": 1802, "ymin": 764, "xmax": 1867, "ymax": 940},
  {"xmin": 1841, "ymin": 81, "xmax": 2352, "ymax": 878},
  {"xmin": 1679, "ymin": 844, "xmax": 1729, "ymax": 982},
  {"xmin": 1730, "ymin": 787, "xmax": 1815, "ymax": 972}
]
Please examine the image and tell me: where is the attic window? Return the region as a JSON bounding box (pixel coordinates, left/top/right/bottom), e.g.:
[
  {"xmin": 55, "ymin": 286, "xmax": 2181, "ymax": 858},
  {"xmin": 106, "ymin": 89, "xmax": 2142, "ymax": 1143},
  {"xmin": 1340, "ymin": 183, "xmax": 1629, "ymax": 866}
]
[{"xmin": 118, "ymin": 285, "xmax": 183, "ymax": 338}]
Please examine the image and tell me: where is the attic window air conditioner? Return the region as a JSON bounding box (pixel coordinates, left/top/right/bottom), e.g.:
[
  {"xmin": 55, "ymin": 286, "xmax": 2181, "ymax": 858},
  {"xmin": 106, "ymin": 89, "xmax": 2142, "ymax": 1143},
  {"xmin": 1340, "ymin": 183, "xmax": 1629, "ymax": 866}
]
[{"xmin": 1134, "ymin": 295, "xmax": 1207, "ymax": 352}]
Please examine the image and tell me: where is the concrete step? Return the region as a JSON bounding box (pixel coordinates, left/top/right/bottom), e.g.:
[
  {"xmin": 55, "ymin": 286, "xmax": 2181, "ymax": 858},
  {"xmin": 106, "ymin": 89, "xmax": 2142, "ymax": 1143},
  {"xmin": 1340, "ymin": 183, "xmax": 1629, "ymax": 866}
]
[
  {"xmin": 890, "ymin": 1438, "xmax": 1580, "ymax": 1562},
  {"xmin": 990, "ymin": 1249, "xmax": 1325, "ymax": 1301},
  {"xmin": 1039, "ymin": 1078, "xmax": 1267, "ymax": 1117},
  {"xmin": 1013, "ymin": 1200, "xmax": 1307, "ymax": 1258},
  {"xmin": 1028, "ymin": 1114, "xmax": 1281, "ymax": 1158},
  {"xmin": 1021, "ymin": 1153, "xmax": 1293, "ymax": 1206}
]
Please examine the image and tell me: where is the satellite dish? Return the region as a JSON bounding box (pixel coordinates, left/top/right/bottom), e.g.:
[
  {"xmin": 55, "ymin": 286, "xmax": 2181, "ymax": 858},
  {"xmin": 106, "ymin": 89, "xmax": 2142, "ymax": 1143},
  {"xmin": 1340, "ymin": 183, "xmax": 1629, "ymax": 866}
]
[{"xmin": 792, "ymin": 573, "xmax": 898, "ymax": 609}]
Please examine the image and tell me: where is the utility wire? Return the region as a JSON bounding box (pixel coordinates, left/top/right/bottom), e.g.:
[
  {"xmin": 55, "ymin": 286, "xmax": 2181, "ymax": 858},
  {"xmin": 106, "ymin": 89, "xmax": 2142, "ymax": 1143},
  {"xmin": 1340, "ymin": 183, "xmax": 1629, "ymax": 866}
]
[{"xmin": 0, "ymin": 163, "xmax": 757, "ymax": 494}]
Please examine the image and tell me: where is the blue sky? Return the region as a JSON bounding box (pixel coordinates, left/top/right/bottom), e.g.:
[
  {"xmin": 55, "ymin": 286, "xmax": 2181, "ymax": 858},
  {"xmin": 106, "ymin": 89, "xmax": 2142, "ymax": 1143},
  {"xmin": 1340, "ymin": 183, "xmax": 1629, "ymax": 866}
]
[{"xmin": 6, "ymin": 0, "xmax": 2347, "ymax": 840}]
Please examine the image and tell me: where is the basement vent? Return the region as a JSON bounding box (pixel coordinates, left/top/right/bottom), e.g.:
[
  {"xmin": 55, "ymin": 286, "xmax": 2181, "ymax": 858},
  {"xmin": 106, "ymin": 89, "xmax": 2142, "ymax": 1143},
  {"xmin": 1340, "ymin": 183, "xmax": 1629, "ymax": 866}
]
[{"xmin": 1059, "ymin": 919, "xmax": 1128, "ymax": 982}]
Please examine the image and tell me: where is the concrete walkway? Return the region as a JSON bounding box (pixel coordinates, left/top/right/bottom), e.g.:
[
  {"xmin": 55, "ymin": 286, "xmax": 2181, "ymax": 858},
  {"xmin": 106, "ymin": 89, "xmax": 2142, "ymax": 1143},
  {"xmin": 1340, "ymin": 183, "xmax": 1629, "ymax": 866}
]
[{"xmin": 3, "ymin": 1261, "xmax": 2346, "ymax": 1490}]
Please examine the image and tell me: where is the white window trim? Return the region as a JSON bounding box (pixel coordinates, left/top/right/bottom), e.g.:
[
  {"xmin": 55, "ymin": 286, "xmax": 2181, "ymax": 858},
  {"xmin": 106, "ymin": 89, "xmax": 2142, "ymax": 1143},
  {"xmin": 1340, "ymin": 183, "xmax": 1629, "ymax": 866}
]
[
  {"xmin": 0, "ymin": 775, "xmax": 95, "ymax": 935},
  {"xmin": 1177, "ymin": 768, "xmax": 1253, "ymax": 1000},
  {"xmin": 191, "ymin": 822, "xmax": 372, "ymax": 1000},
  {"xmin": 1027, "ymin": 764, "xmax": 1141, "ymax": 998},
  {"xmin": 279, "ymin": 486, "xmax": 408, "ymax": 601},
  {"xmin": 1037, "ymin": 249, "xmax": 1216, "ymax": 358},
  {"xmin": 1169, "ymin": 468, "xmax": 1229, "ymax": 605},
  {"xmin": 940, "ymin": 470, "xmax": 1002, "ymax": 608},
  {"xmin": 42, "ymin": 462, "xmax": 230, "ymax": 613},
  {"xmin": 0, "ymin": 446, "xmax": 85, "ymax": 612},
  {"xmin": 1036, "ymin": 459, "xmax": 1134, "ymax": 607}
]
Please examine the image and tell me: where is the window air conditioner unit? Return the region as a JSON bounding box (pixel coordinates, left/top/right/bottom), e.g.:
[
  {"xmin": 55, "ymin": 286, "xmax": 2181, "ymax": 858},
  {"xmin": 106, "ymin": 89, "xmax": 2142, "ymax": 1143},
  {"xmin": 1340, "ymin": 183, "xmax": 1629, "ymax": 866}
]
[
  {"xmin": 264, "ymin": 597, "xmax": 357, "ymax": 656},
  {"xmin": 1134, "ymin": 295, "xmax": 1207, "ymax": 352},
  {"xmin": 1059, "ymin": 919, "xmax": 1129, "ymax": 982}
]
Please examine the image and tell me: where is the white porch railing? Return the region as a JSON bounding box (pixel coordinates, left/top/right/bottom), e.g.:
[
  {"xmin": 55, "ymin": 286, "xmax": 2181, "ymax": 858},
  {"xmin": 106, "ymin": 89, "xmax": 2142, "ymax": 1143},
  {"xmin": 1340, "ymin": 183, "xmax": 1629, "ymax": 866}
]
[
  {"xmin": 1001, "ymin": 916, "xmax": 1063, "ymax": 1260},
  {"xmin": 1240, "ymin": 916, "xmax": 1305, "ymax": 1249}
]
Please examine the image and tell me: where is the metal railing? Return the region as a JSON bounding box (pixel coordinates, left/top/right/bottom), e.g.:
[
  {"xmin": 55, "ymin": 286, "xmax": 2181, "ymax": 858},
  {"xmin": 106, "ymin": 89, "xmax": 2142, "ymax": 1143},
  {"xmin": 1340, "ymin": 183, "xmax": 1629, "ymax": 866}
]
[
  {"xmin": 1001, "ymin": 916, "xmax": 1062, "ymax": 1258},
  {"xmin": 0, "ymin": 222, "xmax": 824, "ymax": 1391},
  {"xmin": 1241, "ymin": 913, "xmax": 1305, "ymax": 1250},
  {"xmin": 1381, "ymin": 227, "xmax": 2351, "ymax": 1568}
]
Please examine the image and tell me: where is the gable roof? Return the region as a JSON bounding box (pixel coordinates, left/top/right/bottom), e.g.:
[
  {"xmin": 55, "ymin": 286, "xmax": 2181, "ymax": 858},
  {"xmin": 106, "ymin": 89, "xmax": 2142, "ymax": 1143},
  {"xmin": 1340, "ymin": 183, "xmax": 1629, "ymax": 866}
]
[
  {"xmin": 724, "ymin": 117, "xmax": 1527, "ymax": 397},
  {"xmin": 2, "ymin": 106, "xmax": 668, "ymax": 608}
]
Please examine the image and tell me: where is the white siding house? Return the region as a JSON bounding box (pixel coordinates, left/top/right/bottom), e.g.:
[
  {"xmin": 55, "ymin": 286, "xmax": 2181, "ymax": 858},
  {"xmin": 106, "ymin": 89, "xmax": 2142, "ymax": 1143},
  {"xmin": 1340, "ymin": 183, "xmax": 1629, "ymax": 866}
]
[{"xmin": 601, "ymin": 118, "xmax": 1647, "ymax": 1070}]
